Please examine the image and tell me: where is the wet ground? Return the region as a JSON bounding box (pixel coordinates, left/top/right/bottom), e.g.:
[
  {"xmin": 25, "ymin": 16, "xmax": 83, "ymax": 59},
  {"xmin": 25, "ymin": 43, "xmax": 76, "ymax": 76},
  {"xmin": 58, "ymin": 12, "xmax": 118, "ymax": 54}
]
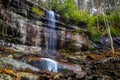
[{"xmin": 0, "ymin": 42, "xmax": 120, "ymax": 80}]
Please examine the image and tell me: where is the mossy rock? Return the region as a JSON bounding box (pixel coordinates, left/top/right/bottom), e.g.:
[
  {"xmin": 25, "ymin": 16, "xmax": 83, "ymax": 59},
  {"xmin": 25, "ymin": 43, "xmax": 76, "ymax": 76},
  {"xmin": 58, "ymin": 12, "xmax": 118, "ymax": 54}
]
[{"xmin": 32, "ymin": 7, "xmax": 44, "ymax": 17}]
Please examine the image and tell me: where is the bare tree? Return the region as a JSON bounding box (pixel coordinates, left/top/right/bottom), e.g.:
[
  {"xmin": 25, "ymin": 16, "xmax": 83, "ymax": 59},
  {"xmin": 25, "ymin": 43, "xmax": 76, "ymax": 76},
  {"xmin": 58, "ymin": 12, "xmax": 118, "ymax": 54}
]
[{"xmin": 102, "ymin": 7, "xmax": 115, "ymax": 54}]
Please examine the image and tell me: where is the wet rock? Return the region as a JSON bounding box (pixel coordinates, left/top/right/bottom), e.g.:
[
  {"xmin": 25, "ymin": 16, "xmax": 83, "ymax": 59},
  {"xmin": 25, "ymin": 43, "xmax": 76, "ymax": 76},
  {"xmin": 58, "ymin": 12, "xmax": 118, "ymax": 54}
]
[
  {"xmin": 61, "ymin": 69, "xmax": 76, "ymax": 78},
  {"xmin": 67, "ymin": 56, "xmax": 79, "ymax": 64},
  {"xmin": 75, "ymin": 70, "xmax": 86, "ymax": 79},
  {"xmin": 93, "ymin": 37, "xmax": 120, "ymax": 50},
  {"xmin": 0, "ymin": 0, "xmax": 89, "ymax": 52},
  {"xmin": 0, "ymin": 41, "xmax": 41, "ymax": 56},
  {"xmin": 68, "ymin": 56, "xmax": 78, "ymax": 60},
  {"xmin": 26, "ymin": 23, "xmax": 40, "ymax": 46},
  {"xmin": 0, "ymin": 8, "xmax": 42, "ymax": 46},
  {"xmin": 7, "ymin": 55, "xmax": 13, "ymax": 59},
  {"xmin": 0, "ymin": 57, "xmax": 40, "ymax": 71}
]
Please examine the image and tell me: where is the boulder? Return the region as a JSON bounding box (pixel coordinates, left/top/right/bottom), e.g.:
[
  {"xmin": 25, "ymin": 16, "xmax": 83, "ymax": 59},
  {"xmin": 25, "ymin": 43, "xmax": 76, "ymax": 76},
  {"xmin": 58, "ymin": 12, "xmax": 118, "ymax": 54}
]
[
  {"xmin": 93, "ymin": 37, "xmax": 120, "ymax": 50},
  {"xmin": 0, "ymin": 57, "xmax": 40, "ymax": 71}
]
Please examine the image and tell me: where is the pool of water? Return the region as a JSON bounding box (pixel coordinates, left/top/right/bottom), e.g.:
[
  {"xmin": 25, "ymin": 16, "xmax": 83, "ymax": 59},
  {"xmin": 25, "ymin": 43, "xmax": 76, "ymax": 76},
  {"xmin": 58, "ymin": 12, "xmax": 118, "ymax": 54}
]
[{"xmin": 30, "ymin": 58, "xmax": 80, "ymax": 73}]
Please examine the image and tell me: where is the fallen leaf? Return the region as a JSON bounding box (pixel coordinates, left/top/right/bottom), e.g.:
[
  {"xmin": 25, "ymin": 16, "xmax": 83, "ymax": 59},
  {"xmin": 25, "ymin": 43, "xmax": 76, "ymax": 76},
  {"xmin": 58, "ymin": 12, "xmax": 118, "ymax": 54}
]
[{"xmin": 0, "ymin": 68, "xmax": 16, "ymax": 75}]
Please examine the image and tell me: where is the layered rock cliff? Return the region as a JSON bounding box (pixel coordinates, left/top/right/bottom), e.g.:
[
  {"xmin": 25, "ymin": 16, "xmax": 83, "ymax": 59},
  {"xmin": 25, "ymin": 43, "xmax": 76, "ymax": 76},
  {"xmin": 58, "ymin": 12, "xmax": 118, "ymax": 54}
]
[{"xmin": 0, "ymin": 0, "xmax": 89, "ymax": 51}]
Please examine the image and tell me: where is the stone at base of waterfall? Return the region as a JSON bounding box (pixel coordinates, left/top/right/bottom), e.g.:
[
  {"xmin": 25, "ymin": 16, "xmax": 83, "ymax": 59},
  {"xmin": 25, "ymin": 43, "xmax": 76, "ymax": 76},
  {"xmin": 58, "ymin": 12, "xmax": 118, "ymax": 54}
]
[
  {"xmin": 75, "ymin": 71, "xmax": 86, "ymax": 79},
  {"xmin": 66, "ymin": 56, "xmax": 79, "ymax": 64},
  {"xmin": 61, "ymin": 70, "xmax": 76, "ymax": 78},
  {"xmin": 30, "ymin": 58, "xmax": 58, "ymax": 72},
  {"xmin": 0, "ymin": 57, "xmax": 39, "ymax": 71},
  {"xmin": 61, "ymin": 69, "xmax": 86, "ymax": 79}
]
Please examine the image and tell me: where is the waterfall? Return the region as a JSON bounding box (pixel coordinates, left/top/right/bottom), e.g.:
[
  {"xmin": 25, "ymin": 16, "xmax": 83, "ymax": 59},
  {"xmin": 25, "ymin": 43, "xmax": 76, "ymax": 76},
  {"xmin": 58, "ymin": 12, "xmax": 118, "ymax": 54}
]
[
  {"xmin": 40, "ymin": 58, "xmax": 58, "ymax": 72},
  {"xmin": 46, "ymin": 10, "xmax": 56, "ymax": 54},
  {"xmin": 34, "ymin": 10, "xmax": 58, "ymax": 72}
]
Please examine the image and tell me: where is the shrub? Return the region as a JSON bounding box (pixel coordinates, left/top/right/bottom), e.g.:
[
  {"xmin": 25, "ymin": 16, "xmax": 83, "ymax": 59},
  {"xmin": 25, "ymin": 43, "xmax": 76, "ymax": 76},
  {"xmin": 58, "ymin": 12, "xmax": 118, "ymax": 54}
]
[
  {"xmin": 88, "ymin": 26, "xmax": 101, "ymax": 41},
  {"xmin": 38, "ymin": 0, "xmax": 88, "ymax": 25},
  {"xmin": 71, "ymin": 10, "xmax": 88, "ymax": 25},
  {"xmin": 110, "ymin": 26, "xmax": 120, "ymax": 37},
  {"xmin": 109, "ymin": 7, "xmax": 120, "ymax": 28}
]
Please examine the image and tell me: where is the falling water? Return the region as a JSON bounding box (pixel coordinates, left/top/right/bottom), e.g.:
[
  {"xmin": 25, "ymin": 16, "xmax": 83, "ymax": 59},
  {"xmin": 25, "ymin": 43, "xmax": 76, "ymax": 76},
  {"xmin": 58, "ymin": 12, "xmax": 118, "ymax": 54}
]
[
  {"xmin": 30, "ymin": 57, "xmax": 81, "ymax": 73},
  {"xmin": 40, "ymin": 58, "xmax": 58, "ymax": 72},
  {"xmin": 35, "ymin": 10, "xmax": 58, "ymax": 72},
  {"xmin": 46, "ymin": 10, "xmax": 56, "ymax": 54}
]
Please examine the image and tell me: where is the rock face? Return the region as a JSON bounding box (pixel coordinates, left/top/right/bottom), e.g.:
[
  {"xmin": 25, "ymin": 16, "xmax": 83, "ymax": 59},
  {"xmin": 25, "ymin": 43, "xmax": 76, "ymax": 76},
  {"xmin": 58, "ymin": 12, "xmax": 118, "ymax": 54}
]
[
  {"xmin": 0, "ymin": 57, "xmax": 40, "ymax": 71},
  {"xmin": 93, "ymin": 37, "xmax": 120, "ymax": 50},
  {"xmin": 0, "ymin": 0, "xmax": 89, "ymax": 51},
  {"xmin": 72, "ymin": 33, "xmax": 89, "ymax": 48},
  {"xmin": 0, "ymin": 6, "xmax": 42, "ymax": 46}
]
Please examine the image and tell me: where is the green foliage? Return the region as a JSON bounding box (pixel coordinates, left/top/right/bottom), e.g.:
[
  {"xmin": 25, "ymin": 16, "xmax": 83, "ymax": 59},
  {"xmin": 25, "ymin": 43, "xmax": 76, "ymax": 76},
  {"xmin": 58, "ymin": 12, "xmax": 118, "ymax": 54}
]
[
  {"xmin": 88, "ymin": 26, "xmax": 101, "ymax": 41},
  {"xmin": 38, "ymin": 0, "xmax": 89, "ymax": 25},
  {"xmin": 70, "ymin": 10, "xmax": 88, "ymax": 24},
  {"xmin": 109, "ymin": 7, "xmax": 120, "ymax": 28},
  {"xmin": 56, "ymin": 0, "xmax": 81, "ymax": 23},
  {"xmin": 106, "ymin": 7, "xmax": 120, "ymax": 37},
  {"xmin": 91, "ymin": 31, "xmax": 101, "ymax": 41},
  {"xmin": 96, "ymin": 14, "xmax": 105, "ymax": 26},
  {"xmin": 38, "ymin": 0, "xmax": 120, "ymax": 38},
  {"xmin": 110, "ymin": 26, "xmax": 120, "ymax": 37},
  {"xmin": 88, "ymin": 47, "xmax": 95, "ymax": 51},
  {"xmin": 87, "ymin": 16, "xmax": 96, "ymax": 27},
  {"xmin": 87, "ymin": 15, "xmax": 101, "ymax": 41},
  {"xmin": 87, "ymin": 10, "xmax": 120, "ymax": 39}
]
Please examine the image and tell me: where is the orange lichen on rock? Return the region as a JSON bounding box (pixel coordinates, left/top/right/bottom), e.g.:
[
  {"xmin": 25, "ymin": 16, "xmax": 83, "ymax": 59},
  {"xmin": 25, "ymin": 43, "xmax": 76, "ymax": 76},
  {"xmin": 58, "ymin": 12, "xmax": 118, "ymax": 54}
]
[{"xmin": 0, "ymin": 68, "xmax": 16, "ymax": 75}]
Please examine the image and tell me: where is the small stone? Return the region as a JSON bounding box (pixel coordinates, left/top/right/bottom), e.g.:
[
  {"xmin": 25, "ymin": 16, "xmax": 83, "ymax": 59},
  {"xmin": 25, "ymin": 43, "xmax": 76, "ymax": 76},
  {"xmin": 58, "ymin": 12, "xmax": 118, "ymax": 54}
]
[
  {"xmin": 53, "ymin": 73, "xmax": 62, "ymax": 79},
  {"xmin": 13, "ymin": 52, "xmax": 24, "ymax": 58},
  {"xmin": 75, "ymin": 71, "xmax": 86, "ymax": 79},
  {"xmin": 67, "ymin": 77, "xmax": 72, "ymax": 80},
  {"xmin": 0, "ymin": 54, "xmax": 2, "ymax": 57},
  {"xmin": 8, "ymin": 55, "xmax": 13, "ymax": 59},
  {"xmin": 87, "ymin": 54, "xmax": 98, "ymax": 60}
]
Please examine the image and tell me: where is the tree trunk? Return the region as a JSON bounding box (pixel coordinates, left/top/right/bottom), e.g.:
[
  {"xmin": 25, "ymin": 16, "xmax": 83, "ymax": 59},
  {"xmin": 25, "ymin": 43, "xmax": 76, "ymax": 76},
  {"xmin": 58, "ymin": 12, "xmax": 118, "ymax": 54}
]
[{"xmin": 102, "ymin": 8, "xmax": 115, "ymax": 54}]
